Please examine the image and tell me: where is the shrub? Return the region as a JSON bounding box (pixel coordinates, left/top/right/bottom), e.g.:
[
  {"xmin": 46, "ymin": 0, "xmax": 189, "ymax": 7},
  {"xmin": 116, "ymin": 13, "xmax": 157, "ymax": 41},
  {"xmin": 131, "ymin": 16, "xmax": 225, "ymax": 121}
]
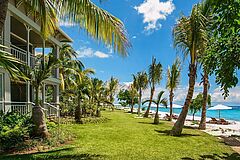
[{"xmin": 0, "ymin": 111, "xmax": 33, "ymax": 150}]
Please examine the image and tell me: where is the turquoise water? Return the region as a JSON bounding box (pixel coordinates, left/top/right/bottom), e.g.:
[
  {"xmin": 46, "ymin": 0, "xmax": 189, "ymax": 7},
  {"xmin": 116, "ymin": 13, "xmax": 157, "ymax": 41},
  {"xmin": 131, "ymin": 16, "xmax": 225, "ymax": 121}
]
[{"xmin": 143, "ymin": 106, "xmax": 240, "ymax": 121}]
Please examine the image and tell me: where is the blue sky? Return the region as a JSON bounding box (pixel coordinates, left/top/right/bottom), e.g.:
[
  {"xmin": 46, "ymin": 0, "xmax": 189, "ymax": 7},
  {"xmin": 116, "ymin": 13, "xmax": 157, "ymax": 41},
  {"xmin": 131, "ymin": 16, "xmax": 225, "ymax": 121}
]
[{"xmin": 60, "ymin": 0, "xmax": 240, "ymax": 105}]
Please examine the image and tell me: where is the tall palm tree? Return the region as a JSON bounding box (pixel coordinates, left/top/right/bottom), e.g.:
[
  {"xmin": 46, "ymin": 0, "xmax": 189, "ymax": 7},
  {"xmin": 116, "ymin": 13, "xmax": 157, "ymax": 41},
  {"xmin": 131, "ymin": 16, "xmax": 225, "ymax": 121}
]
[
  {"xmin": 142, "ymin": 91, "xmax": 167, "ymax": 124},
  {"xmin": 166, "ymin": 58, "xmax": 181, "ymax": 121},
  {"xmin": 170, "ymin": 3, "xmax": 208, "ymax": 136},
  {"xmin": 133, "ymin": 71, "xmax": 148, "ymax": 116},
  {"xmin": 144, "ymin": 57, "xmax": 162, "ymax": 118},
  {"xmin": 0, "ymin": 0, "xmax": 130, "ymax": 54}
]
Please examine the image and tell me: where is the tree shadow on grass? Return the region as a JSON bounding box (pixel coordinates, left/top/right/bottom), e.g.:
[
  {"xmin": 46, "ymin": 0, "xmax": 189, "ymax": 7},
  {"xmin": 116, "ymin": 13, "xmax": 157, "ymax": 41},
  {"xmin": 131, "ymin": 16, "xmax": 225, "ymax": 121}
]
[
  {"xmin": 154, "ymin": 129, "xmax": 200, "ymax": 137},
  {"xmin": 182, "ymin": 152, "xmax": 240, "ymax": 160},
  {"xmin": 0, "ymin": 147, "xmax": 105, "ymax": 160}
]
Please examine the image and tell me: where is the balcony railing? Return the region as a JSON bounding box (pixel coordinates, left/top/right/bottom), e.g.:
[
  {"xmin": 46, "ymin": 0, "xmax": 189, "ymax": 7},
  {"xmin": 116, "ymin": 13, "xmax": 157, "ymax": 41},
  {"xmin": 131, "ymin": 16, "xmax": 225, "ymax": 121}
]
[{"xmin": 10, "ymin": 44, "xmax": 35, "ymax": 68}]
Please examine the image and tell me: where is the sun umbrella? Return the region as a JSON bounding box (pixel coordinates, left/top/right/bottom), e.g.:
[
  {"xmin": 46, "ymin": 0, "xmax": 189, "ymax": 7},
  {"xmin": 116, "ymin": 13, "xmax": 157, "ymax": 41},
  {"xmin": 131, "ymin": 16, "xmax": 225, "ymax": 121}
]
[
  {"xmin": 208, "ymin": 104, "xmax": 232, "ymax": 119},
  {"xmin": 167, "ymin": 104, "xmax": 183, "ymax": 108}
]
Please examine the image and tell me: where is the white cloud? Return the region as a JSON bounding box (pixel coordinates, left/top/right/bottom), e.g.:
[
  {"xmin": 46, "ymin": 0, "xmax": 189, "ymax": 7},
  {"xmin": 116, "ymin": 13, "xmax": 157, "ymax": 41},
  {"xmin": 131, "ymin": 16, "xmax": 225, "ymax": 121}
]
[
  {"xmin": 59, "ymin": 20, "xmax": 77, "ymax": 27},
  {"xmin": 211, "ymin": 86, "xmax": 240, "ymax": 105},
  {"xmin": 76, "ymin": 48, "xmax": 110, "ymax": 58},
  {"xmin": 132, "ymin": 36, "xmax": 137, "ymax": 39},
  {"xmin": 134, "ymin": 0, "xmax": 175, "ymax": 32}
]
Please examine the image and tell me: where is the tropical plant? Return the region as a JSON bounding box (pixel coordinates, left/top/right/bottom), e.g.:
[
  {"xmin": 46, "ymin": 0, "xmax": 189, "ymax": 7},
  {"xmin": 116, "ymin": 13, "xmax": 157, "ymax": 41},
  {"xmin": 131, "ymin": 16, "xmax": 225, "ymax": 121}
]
[
  {"xmin": 128, "ymin": 84, "xmax": 139, "ymax": 113},
  {"xmin": 166, "ymin": 58, "xmax": 181, "ymax": 121},
  {"xmin": 59, "ymin": 43, "xmax": 84, "ymax": 91},
  {"xmin": 144, "ymin": 57, "xmax": 162, "ymax": 118},
  {"xmin": 203, "ymin": 0, "xmax": 240, "ymax": 97},
  {"xmin": 107, "ymin": 77, "xmax": 119, "ymax": 103},
  {"xmin": 0, "ymin": 0, "xmax": 130, "ymax": 54},
  {"xmin": 170, "ymin": 3, "xmax": 208, "ymax": 136},
  {"xmin": 28, "ymin": 53, "xmax": 59, "ymax": 137},
  {"xmin": 133, "ymin": 72, "xmax": 148, "ymax": 116},
  {"xmin": 189, "ymin": 93, "xmax": 211, "ymax": 121},
  {"xmin": 142, "ymin": 91, "xmax": 167, "ymax": 124},
  {"xmin": 0, "ymin": 45, "xmax": 27, "ymax": 80}
]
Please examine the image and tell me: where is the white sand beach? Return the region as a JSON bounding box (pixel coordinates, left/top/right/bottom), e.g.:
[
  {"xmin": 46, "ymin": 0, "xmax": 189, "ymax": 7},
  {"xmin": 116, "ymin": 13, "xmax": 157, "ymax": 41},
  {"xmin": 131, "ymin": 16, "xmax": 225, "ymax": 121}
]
[{"xmin": 122, "ymin": 107, "xmax": 240, "ymax": 137}]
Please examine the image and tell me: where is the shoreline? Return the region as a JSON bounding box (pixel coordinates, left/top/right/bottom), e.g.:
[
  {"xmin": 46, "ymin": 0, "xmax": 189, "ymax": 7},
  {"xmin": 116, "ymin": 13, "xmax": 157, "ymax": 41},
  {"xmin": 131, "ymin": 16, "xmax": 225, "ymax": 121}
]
[{"xmin": 122, "ymin": 107, "xmax": 240, "ymax": 137}]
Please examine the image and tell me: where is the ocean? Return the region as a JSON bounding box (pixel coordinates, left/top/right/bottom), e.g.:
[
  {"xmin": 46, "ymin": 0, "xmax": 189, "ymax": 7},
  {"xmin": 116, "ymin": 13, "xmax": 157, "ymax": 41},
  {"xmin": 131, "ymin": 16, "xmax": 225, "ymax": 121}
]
[{"xmin": 143, "ymin": 106, "xmax": 240, "ymax": 121}]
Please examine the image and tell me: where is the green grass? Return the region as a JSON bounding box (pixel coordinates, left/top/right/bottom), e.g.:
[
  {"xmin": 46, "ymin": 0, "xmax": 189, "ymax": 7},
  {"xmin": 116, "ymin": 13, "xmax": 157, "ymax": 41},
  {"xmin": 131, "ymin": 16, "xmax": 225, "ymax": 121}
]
[{"xmin": 1, "ymin": 111, "xmax": 239, "ymax": 160}]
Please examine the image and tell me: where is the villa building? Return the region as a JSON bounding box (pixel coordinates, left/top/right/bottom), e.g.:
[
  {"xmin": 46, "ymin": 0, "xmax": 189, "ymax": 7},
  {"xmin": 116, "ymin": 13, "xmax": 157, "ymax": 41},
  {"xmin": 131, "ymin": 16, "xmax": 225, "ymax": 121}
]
[{"xmin": 0, "ymin": 1, "xmax": 72, "ymax": 116}]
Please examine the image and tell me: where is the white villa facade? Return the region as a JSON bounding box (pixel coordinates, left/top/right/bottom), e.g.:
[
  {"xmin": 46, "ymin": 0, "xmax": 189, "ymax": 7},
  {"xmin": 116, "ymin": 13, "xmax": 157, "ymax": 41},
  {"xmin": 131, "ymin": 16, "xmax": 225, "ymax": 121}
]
[{"xmin": 0, "ymin": 1, "xmax": 72, "ymax": 116}]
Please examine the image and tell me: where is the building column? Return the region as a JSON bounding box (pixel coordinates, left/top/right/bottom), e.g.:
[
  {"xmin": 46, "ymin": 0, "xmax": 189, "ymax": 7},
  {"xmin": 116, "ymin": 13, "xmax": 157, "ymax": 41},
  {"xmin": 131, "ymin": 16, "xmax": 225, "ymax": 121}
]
[
  {"xmin": 3, "ymin": 11, "xmax": 11, "ymax": 112},
  {"xmin": 25, "ymin": 25, "xmax": 31, "ymax": 109}
]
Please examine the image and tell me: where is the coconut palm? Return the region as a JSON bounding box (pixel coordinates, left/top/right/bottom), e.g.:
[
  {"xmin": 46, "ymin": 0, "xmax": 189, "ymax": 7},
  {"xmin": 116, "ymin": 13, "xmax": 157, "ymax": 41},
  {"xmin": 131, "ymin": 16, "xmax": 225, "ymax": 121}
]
[
  {"xmin": 133, "ymin": 72, "xmax": 148, "ymax": 116},
  {"xmin": 0, "ymin": 0, "xmax": 130, "ymax": 54},
  {"xmin": 142, "ymin": 91, "xmax": 167, "ymax": 124},
  {"xmin": 166, "ymin": 58, "xmax": 181, "ymax": 121},
  {"xmin": 144, "ymin": 57, "xmax": 162, "ymax": 118},
  {"xmin": 170, "ymin": 3, "xmax": 208, "ymax": 136}
]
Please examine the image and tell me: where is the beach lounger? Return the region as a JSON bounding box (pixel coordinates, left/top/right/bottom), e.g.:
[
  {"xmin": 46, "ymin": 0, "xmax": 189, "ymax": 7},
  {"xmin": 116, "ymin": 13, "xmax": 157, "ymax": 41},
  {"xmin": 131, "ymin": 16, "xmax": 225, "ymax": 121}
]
[
  {"xmin": 208, "ymin": 117, "xmax": 218, "ymax": 124},
  {"xmin": 172, "ymin": 114, "xmax": 178, "ymax": 119},
  {"xmin": 217, "ymin": 118, "xmax": 229, "ymax": 125}
]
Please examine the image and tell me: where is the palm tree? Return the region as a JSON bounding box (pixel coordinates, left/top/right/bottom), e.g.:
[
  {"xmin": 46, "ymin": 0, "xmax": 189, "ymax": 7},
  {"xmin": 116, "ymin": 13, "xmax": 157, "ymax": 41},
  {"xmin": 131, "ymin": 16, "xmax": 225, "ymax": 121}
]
[
  {"xmin": 166, "ymin": 58, "xmax": 181, "ymax": 121},
  {"xmin": 144, "ymin": 57, "xmax": 162, "ymax": 118},
  {"xmin": 133, "ymin": 72, "xmax": 148, "ymax": 116},
  {"xmin": 199, "ymin": 69, "xmax": 209, "ymax": 129},
  {"xmin": 0, "ymin": 0, "xmax": 130, "ymax": 54},
  {"xmin": 72, "ymin": 69, "xmax": 94, "ymax": 123},
  {"xmin": 142, "ymin": 91, "xmax": 167, "ymax": 124},
  {"xmin": 29, "ymin": 53, "xmax": 59, "ymax": 137},
  {"xmin": 170, "ymin": 3, "xmax": 208, "ymax": 136},
  {"xmin": 128, "ymin": 84, "xmax": 138, "ymax": 113},
  {"xmin": 59, "ymin": 43, "xmax": 84, "ymax": 91},
  {"xmin": 107, "ymin": 77, "xmax": 119, "ymax": 103}
]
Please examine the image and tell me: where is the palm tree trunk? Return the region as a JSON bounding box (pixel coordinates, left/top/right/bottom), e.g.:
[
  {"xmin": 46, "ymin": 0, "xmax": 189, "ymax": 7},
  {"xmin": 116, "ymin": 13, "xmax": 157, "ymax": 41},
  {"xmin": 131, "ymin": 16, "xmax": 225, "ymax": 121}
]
[
  {"xmin": 170, "ymin": 64, "xmax": 196, "ymax": 136},
  {"xmin": 75, "ymin": 95, "xmax": 82, "ymax": 123},
  {"xmin": 131, "ymin": 98, "xmax": 134, "ymax": 113},
  {"xmin": 192, "ymin": 113, "xmax": 195, "ymax": 121},
  {"xmin": 154, "ymin": 105, "xmax": 160, "ymax": 124},
  {"xmin": 0, "ymin": 0, "xmax": 8, "ymax": 34},
  {"xmin": 138, "ymin": 89, "xmax": 142, "ymax": 116},
  {"xmin": 144, "ymin": 87, "xmax": 154, "ymax": 118},
  {"xmin": 199, "ymin": 70, "xmax": 208, "ymax": 130},
  {"xmin": 169, "ymin": 89, "xmax": 174, "ymax": 121},
  {"xmin": 32, "ymin": 85, "xmax": 49, "ymax": 137}
]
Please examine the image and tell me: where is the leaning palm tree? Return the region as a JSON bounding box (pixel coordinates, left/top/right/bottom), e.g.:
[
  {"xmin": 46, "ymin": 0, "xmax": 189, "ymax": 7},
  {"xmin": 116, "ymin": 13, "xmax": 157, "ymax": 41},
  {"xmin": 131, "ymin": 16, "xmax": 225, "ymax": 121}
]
[
  {"xmin": 0, "ymin": 0, "xmax": 130, "ymax": 55},
  {"xmin": 142, "ymin": 91, "xmax": 167, "ymax": 124},
  {"xmin": 170, "ymin": 3, "xmax": 208, "ymax": 136},
  {"xmin": 166, "ymin": 58, "xmax": 181, "ymax": 121},
  {"xmin": 133, "ymin": 72, "xmax": 148, "ymax": 116},
  {"xmin": 144, "ymin": 57, "xmax": 162, "ymax": 118}
]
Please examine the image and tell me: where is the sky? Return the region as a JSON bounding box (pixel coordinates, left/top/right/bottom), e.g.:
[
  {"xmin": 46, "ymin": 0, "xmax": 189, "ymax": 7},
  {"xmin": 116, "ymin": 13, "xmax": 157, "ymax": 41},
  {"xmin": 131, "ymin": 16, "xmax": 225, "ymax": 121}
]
[{"xmin": 60, "ymin": 0, "xmax": 240, "ymax": 106}]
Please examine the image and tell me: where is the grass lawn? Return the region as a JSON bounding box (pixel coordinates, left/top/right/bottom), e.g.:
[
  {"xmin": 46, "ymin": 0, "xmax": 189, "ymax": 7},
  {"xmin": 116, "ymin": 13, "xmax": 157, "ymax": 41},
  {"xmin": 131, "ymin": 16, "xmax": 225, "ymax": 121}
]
[{"xmin": 1, "ymin": 110, "xmax": 239, "ymax": 160}]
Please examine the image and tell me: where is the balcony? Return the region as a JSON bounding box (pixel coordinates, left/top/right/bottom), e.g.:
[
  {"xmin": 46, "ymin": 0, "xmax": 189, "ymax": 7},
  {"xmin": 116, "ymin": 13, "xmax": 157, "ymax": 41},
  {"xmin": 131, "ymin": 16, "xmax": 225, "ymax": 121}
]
[{"xmin": 10, "ymin": 44, "xmax": 35, "ymax": 68}]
